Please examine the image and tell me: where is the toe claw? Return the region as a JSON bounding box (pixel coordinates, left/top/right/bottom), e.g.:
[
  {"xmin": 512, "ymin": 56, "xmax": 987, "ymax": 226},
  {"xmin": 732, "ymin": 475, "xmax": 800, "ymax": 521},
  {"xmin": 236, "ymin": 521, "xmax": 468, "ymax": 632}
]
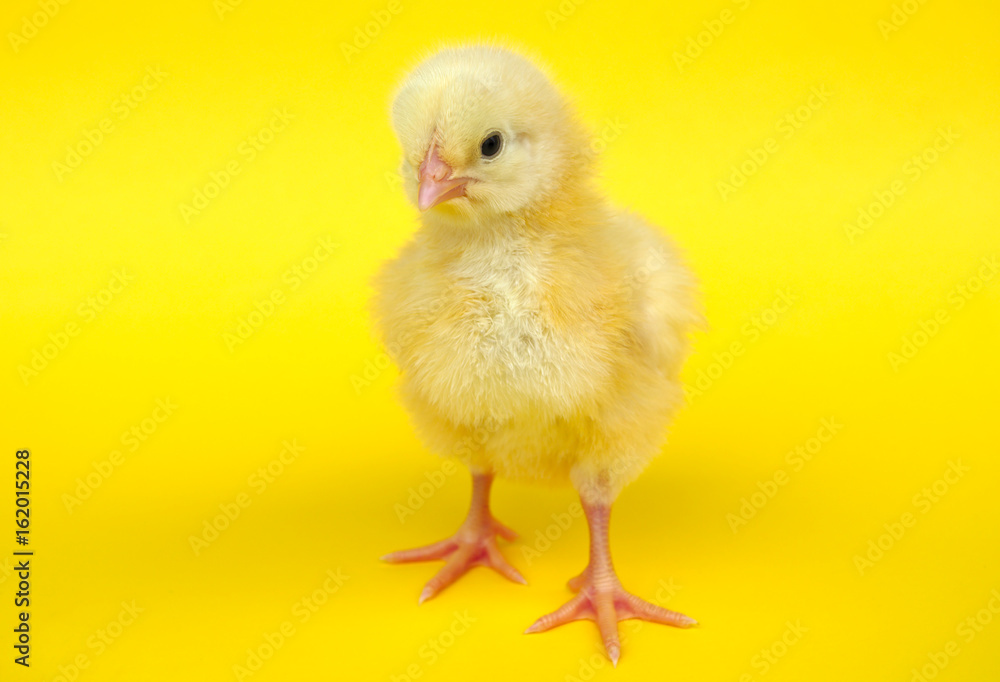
[
  {"xmin": 524, "ymin": 592, "xmax": 587, "ymax": 634},
  {"xmin": 620, "ymin": 591, "xmax": 696, "ymax": 628},
  {"xmin": 418, "ymin": 587, "xmax": 435, "ymax": 605},
  {"xmin": 607, "ymin": 643, "xmax": 620, "ymax": 668}
]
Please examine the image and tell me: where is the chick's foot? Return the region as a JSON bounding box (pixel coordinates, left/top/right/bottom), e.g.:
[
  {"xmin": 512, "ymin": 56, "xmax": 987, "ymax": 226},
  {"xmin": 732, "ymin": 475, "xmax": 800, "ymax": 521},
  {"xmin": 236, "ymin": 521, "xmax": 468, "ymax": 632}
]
[
  {"xmin": 526, "ymin": 572, "xmax": 696, "ymax": 664},
  {"xmin": 381, "ymin": 473, "xmax": 525, "ymax": 603},
  {"xmin": 525, "ymin": 500, "xmax": 696, "ymax": 666}
]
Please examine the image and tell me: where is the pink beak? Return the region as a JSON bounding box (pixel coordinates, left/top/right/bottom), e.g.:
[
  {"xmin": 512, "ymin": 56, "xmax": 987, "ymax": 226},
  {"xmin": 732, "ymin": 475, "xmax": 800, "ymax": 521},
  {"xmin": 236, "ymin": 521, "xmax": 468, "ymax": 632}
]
[{"xmin": 417, "ymin": 144, "xmax": 469, "ymax": 211}]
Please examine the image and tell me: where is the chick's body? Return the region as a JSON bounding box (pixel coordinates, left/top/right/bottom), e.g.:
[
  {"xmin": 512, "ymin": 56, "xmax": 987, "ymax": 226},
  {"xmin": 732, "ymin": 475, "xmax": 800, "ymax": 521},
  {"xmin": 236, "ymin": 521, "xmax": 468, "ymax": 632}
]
[
  {"xmin": 375, "ymin": 200, "xmax": 698, "ymax": 500},
  {"xmin": 375, "ymin": 45, "xmax": 701, "ymax": 663}
]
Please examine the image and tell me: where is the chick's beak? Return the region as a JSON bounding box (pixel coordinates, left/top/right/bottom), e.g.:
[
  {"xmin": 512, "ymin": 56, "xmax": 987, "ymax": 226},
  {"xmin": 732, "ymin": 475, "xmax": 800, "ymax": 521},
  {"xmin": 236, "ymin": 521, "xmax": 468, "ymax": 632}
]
[{"xmin": 417, "ymin": 144, "xmax": 468, "ymax": 211}]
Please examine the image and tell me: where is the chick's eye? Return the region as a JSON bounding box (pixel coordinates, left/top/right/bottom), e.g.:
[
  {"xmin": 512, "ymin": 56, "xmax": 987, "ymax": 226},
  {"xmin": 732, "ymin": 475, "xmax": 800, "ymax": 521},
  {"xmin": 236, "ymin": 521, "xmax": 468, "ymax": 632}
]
[{"xmin": 480, "ymin": 132, "xmax": 502, "ymax": 159}]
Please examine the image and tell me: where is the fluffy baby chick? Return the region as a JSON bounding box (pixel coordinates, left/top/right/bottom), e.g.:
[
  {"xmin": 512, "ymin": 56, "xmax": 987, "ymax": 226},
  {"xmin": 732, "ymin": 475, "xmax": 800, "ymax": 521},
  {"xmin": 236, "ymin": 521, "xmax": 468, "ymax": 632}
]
[{"xmin": 374, "ymin": 45, "xmax": 701, "ymax": 665}]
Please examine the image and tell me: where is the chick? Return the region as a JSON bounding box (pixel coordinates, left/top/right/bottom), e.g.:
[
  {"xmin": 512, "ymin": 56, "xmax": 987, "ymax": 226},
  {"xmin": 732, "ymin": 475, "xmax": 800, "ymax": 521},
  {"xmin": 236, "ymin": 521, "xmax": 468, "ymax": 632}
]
[{"xmin": 374, "ymin": 45, "xmax": 701, "ymax": 665}]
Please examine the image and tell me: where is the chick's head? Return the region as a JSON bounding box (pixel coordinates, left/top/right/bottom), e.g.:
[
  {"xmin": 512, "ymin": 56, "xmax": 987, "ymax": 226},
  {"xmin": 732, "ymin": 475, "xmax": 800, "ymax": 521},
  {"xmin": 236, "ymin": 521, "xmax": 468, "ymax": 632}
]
[{"xmin": 391, "ymin": 45, "xmax": 590, "ymax": 223}]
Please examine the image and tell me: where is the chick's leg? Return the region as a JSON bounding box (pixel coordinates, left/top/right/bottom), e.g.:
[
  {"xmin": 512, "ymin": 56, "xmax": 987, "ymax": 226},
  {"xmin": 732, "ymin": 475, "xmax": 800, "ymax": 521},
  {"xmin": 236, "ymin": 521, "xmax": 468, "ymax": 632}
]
[
  {"xmin": 526, "ymin": 498, "xmax": 696, "ymax": 666},
  {"xmin": 382, "ymin": 472, "xmax": 525, "ymax": 603}
]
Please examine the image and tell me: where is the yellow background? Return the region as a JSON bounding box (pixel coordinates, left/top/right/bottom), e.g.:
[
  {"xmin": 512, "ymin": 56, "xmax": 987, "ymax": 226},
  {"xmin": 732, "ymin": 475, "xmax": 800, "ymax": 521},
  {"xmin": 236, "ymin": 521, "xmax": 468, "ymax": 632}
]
[{"xmin": 2, "ymin": 0, "xmax": 999, "ymax": 680}]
